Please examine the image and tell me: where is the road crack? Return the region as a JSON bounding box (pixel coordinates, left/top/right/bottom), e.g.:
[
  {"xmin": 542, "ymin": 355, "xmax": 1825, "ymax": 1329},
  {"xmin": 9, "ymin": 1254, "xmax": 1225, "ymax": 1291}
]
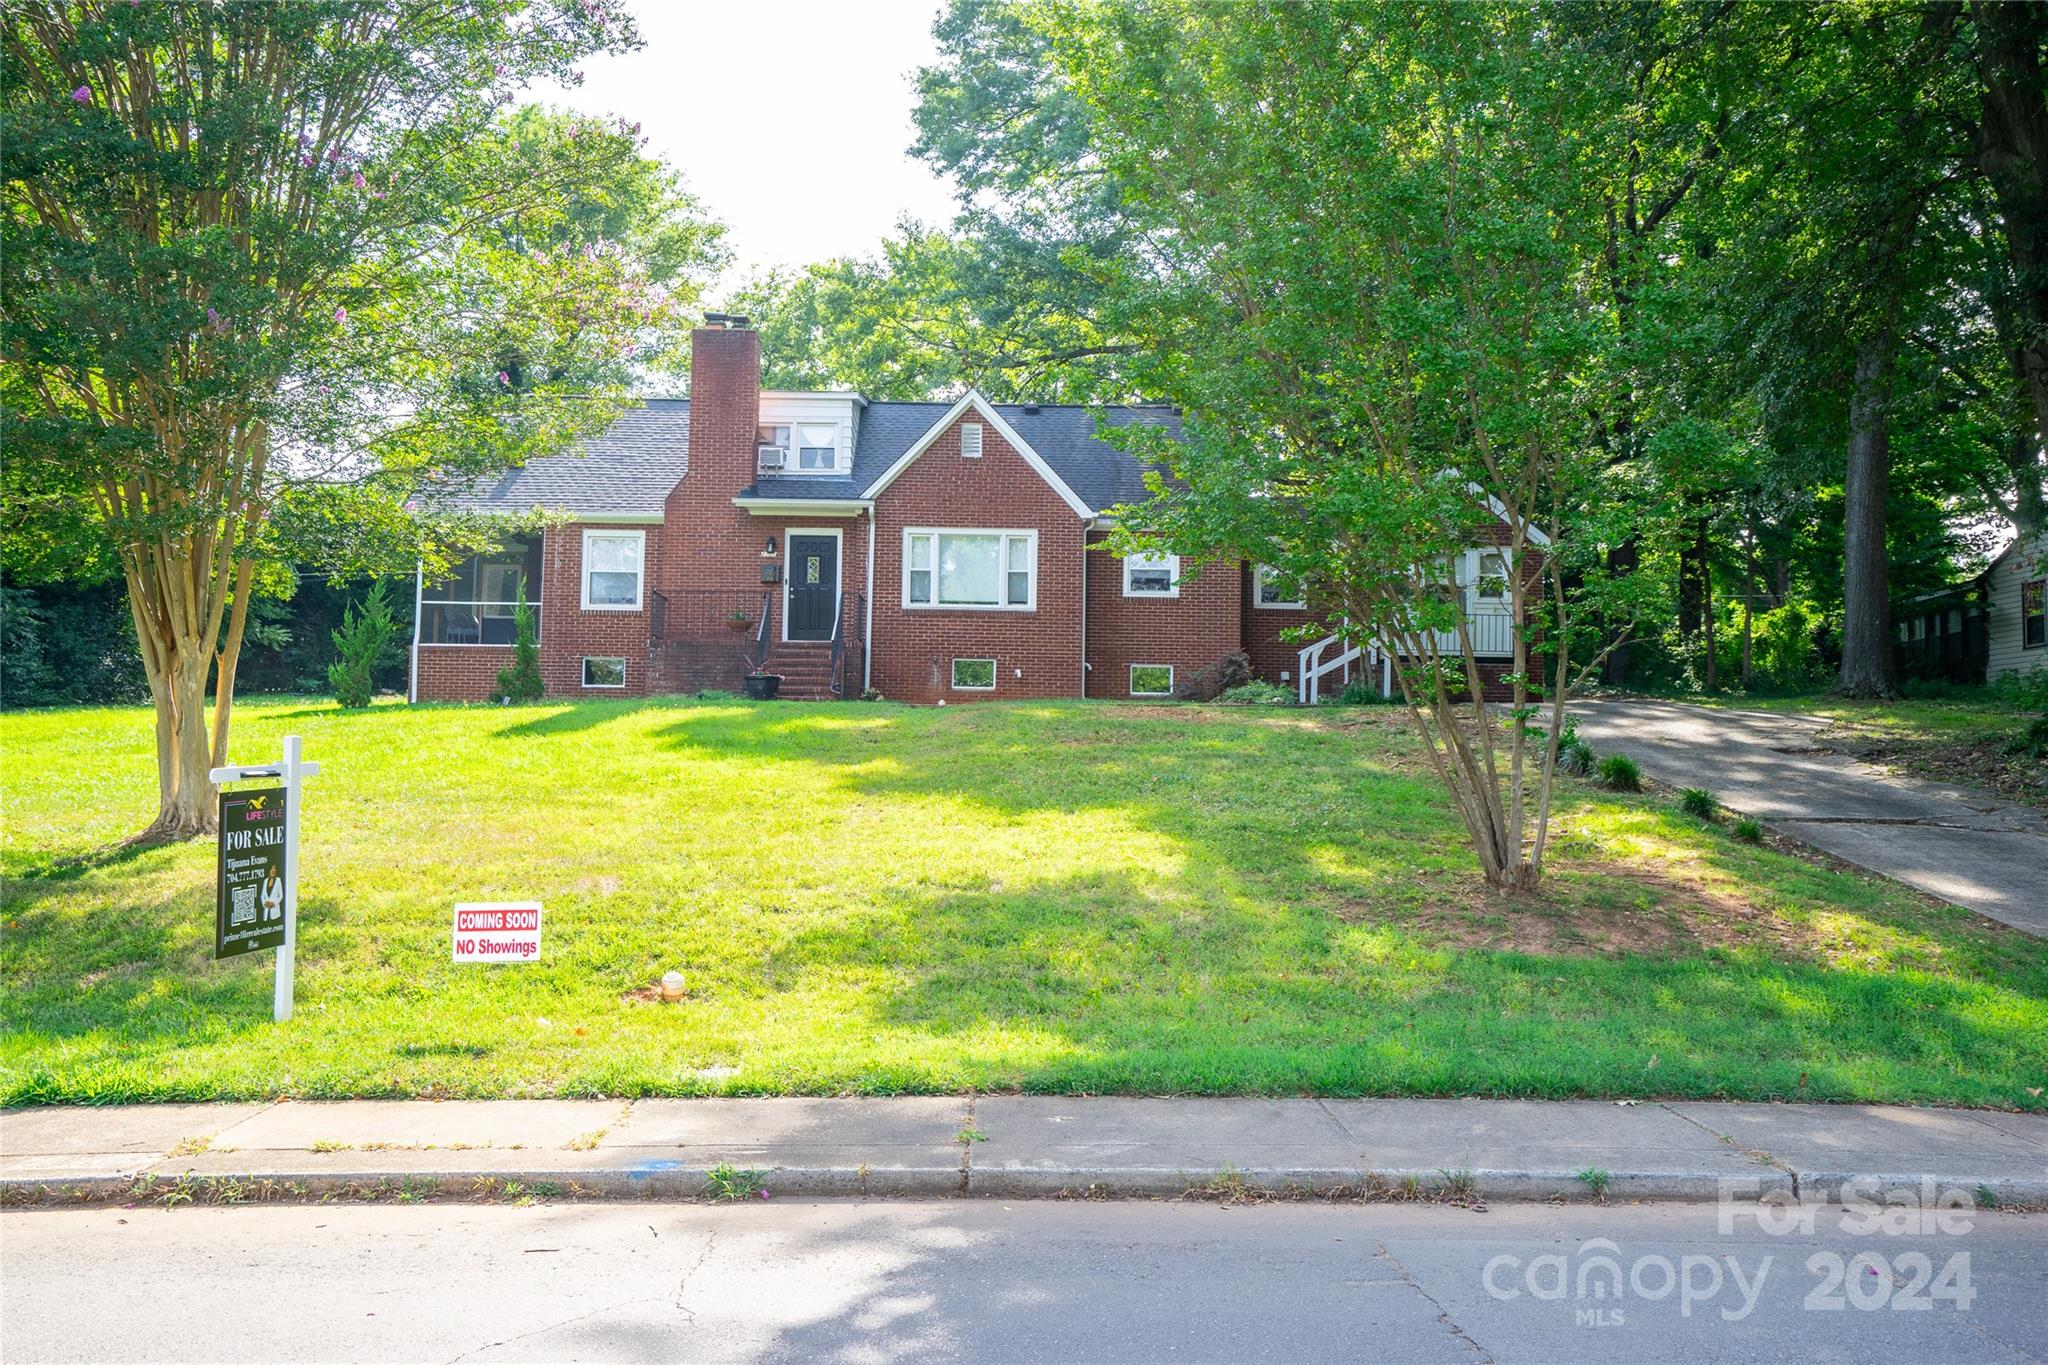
[
  {"xmin": 674, "ymin": 1228, "xmax": 716, "ymax": 1323},
  {"xmin": 1374, "ymin": 1241, "xmax": 1494, "ymax": 1362}
]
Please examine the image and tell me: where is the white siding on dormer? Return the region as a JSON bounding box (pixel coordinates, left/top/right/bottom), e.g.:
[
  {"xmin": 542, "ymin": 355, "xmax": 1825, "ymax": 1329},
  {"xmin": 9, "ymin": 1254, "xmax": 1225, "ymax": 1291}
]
[{"xmin": 759, "ymin": 393, "xmax": 860, "ymax": 477}]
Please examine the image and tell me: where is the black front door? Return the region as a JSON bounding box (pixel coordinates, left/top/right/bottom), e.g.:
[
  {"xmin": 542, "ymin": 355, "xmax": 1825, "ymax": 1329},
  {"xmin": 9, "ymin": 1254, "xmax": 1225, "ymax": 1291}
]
[{"xmin": 787, "ymin": 534, "xmax": 839, "ymax": 641}]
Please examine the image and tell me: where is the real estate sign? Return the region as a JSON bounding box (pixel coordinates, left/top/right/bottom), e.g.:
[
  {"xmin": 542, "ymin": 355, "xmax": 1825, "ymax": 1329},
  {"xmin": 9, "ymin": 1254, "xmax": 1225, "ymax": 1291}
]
[
  {"xmin": 452, "ymin": 902, "xmax": 543, "ymax": 963},
  {"xmin": 216, "ymin": 787, "xmax": 288, "ymax": 959}
]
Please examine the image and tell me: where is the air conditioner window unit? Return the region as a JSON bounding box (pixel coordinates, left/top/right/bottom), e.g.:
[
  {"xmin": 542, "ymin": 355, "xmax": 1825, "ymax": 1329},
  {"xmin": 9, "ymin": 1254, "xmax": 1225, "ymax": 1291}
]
[{"xmin": 757, "ymin": 445, "xmax": 787, "ymax": 470}]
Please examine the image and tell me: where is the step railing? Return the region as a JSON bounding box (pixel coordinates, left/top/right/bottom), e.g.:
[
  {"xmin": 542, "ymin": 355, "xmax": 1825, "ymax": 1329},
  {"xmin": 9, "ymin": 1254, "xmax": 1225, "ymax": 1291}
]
[{"xmin": 1298, "ymin": 628, "xmax": 1377, "ymax": 705}]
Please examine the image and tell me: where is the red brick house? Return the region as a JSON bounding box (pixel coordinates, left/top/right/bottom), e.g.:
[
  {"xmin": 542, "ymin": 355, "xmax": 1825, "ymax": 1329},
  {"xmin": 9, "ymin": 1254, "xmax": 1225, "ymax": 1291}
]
[{"xmin": 409, "ymin": 319, "xmax": 1530, "ymax": 704}]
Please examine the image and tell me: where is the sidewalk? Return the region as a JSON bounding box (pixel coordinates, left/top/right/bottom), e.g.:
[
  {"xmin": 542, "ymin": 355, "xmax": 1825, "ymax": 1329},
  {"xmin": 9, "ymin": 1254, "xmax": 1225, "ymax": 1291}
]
[{"xmin": 4, "ymin": 1097, "xmax": 2045, "ymax": 1206}]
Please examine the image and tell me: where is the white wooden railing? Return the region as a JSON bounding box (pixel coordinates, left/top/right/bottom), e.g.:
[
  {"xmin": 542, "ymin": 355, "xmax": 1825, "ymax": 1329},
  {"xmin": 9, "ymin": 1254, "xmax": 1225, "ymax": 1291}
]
[
  {"xmin": 1298, "ymin": 630, "xmax": 1385, "ymax": 704},
  {"xmin": 1296, "ymin": 610, "xmax": 1517, "ymax": 704}
]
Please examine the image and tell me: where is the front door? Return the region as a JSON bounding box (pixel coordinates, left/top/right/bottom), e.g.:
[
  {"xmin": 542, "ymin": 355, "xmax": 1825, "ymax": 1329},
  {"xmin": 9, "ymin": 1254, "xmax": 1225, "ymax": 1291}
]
[{"xmin": 787, "ymin": 534, "xmax": 839, "ymax": 641}]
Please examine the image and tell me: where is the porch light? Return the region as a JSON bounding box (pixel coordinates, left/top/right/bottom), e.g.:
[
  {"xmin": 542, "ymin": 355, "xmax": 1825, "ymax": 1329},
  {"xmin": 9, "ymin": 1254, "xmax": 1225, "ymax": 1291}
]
[{"xmin": 762, "ymin": 535, "xmax": 777, "ymax": 558}]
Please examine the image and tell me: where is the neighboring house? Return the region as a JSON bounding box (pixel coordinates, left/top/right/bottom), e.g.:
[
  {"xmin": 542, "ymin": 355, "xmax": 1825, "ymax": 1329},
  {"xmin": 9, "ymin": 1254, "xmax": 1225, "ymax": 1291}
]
[
  {"xmin": 409, "ymin": 318, "xmax": 1529, "ymax": 705},
  {"xmin": 1983, "ymin": 532, "xmax": 2046, "ymax": 684},
  {"xmin": 1895, "ymin": 531, "xmax": 2045, "ymax": 687}
]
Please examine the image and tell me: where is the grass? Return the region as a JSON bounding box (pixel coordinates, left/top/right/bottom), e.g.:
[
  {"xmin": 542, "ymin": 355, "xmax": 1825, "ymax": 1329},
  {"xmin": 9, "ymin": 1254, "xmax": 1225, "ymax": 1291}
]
[{"xmin": 3, "ymin": 695, "xmax": 2045, "ymax": 1110}]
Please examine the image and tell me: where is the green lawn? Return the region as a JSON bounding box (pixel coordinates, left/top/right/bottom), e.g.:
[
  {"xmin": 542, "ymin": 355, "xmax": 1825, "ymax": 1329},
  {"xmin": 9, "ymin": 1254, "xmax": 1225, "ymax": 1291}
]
[{"xmin": 3, "ymin": 696, "xmax": 2043, "ymax": 1109}]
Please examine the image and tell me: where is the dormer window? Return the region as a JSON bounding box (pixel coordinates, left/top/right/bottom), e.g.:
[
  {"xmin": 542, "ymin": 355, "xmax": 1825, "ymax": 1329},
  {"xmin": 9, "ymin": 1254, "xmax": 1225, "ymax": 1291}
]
[{"xmin": 796, "ymin": 422, "xmax": 838, "ymax": 471}]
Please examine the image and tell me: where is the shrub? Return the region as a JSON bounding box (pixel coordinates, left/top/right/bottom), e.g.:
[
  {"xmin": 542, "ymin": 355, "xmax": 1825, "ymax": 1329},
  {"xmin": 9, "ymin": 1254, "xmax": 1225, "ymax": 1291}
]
[
  {"xmin": 1335, "ymin": 676, "xmax": 1391, "ymax": 705},
  {"xmin": 1990, "ymin": 669, "xmax": 2048, "ymax": 710},
  {"xmin": 1596, "ymin": 753, "xmax": 1642, "ymax": 791},
  {"xmin": 1219, "ymin": 681, "xmax": 1292, "ymax": 706},
  {"xmin": 2005, "ymin": 714, "xmax": 2048, "ymax": 762},
  {"xmin": 1560, "ymin": 739, "xmax": 1596, "ymax": 776},
  {"xmin": 1678, "ymin": 787, "xmax": 1718, "ymax": 819},
  {"xmin": 493, "ymin": 590, "xmax": 544, "ymax": 704},
  {"xmin": 860, "ymin": 687, "xmax": 884, "ymax": 702},
  {"xmin": 326, "ymin": 583, "xmax": 397, "ymax": 709},
  {"xmin": 1731, "ymin": 816, "xmax": 1763, "ymax": 843},
  {"xmin": 1750, "ymin": 602, "xmax": 1831, "ymax": 691}
]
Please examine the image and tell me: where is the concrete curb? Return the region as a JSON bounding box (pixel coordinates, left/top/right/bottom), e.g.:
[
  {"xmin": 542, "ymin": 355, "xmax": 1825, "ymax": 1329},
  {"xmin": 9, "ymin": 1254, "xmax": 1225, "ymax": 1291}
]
[
  {"xmin": 35, "ymin": 1161, "xmax": 2039, "ymax": 1208},
  {"xmin": 6, "ymin": 1097, "xmax": 2042, "ymax": 1209}
]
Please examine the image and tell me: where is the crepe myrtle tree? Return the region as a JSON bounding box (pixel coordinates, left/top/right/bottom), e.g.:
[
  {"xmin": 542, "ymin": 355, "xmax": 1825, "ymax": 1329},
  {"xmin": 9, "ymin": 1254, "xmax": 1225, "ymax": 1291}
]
[
  {"xmin": 1, "ymin": 2, "xmax": 718, "ymax": 841},
  {"xmin": 1076, "ymin": 2, "xmax": 1665, "ymax": 891}
]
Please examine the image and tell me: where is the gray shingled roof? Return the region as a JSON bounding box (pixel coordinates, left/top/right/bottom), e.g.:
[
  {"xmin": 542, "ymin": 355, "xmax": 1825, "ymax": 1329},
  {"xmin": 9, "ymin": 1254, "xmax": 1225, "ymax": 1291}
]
[
  {"xmin": 738, "ymin": 400, "xmax": 1180, "ymax": 514},
  {"xmin": 435, "ymin": 395, "xmax": 1180, "ymax": 519},
  {"xmin": 422, "ymin": 398, "xmax": 689, "ymax": 519}
]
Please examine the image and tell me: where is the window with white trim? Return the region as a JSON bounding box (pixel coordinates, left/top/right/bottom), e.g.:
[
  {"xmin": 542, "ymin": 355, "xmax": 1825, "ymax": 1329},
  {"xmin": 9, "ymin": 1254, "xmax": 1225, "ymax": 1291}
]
[
  {"xmin": 1254, "ymin": 565, "xmax": 1304, "ymax": 609},
  {"xmin": 796, "ymin": 421, "xmax": 838, "ymax": 471},
  {"xmin": 1473, "ymin": 550, "xmax": 1510, "ymax": 603},
  {"xmin": 905, "ymin": 530, "xmax": 1035, "ymax": 609},
  {"xmin": 951, "ymin": 657, "xmax": 996, "ymax": 690},
  {"xmin": 582, "ymin": 657, "xmax": 626, "ymax": 688},
  {"xmin": 1129, "ymin": 664, "xmax": 1173, "ymax": 696},
  {"xmin": 1123, "ymin": 552, "xmax": 1179, "ymax": 597},
  {"xmin": 581, "ymin": 529, "xmax": 644, "ymax": 610},
  {"xmin": 959, "ymin": 423, "xmax": 983, "ymax": 458}
]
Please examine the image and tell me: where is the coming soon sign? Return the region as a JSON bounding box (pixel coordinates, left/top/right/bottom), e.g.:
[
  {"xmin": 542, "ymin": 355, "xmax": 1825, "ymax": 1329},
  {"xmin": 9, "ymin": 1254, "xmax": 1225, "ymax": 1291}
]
[{"xmin": 452, "ymin": 902, "xmax": 542, "ymax": 963}]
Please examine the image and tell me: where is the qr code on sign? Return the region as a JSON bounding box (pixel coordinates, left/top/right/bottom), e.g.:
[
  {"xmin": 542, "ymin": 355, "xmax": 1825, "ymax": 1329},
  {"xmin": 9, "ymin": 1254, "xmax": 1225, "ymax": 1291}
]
[{"xmin": 231, "ymin": 884, "xmax": 258, "ymax": 926}]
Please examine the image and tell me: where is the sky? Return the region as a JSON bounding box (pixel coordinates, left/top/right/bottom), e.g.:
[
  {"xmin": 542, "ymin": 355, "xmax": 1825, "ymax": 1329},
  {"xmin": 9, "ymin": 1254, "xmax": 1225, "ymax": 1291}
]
[{"xmin": 529, "ymin": 1, "xmax": 961, "ymax": 285}]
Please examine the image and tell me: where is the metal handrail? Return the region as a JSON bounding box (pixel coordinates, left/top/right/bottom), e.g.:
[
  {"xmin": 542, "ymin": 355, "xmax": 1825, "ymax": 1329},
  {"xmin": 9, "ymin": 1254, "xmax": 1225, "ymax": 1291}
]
[
  {"xmin": 753, "ymin": 591, "xmax": 772, "ymax": 672},
  {"xmin": 827, "ymin": 600, "xmax": 845, "ymax": 697}
]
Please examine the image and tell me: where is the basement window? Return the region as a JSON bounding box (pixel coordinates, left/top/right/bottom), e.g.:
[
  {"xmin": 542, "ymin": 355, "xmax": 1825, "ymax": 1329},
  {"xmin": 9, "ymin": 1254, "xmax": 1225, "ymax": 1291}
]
[
  {"xmin": 951, "ymin": 658, "xmax": 997, "ymax": 691},
  {"xmin": 1129, "ymin": 664, "xmax": 1174, "ymax": 697},
  {"xmin": 582, "ymin": 657, "xmax": 626, "ymax": 688}
]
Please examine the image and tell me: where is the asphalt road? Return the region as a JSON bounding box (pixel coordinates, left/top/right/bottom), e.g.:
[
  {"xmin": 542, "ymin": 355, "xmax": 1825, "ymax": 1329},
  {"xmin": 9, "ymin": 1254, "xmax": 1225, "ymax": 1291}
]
[
  {"xmin": 4, "ymin": 1199, "xmax": 2042, "ymax": 1364},
  {"xmin": 1567, "ymin": 700, "xmax": 2048, "ymax": 935}
]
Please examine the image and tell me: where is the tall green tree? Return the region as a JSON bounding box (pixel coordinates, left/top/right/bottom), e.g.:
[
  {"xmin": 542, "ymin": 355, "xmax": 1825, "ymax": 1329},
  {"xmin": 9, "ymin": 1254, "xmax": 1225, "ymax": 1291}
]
[
  {"xmin": 1023, "ymin": 1, "xmax": 1664, "ymax": 890},
  {"xmin": 727, "ymin": 224, "xmax": 1141, "ymax": 403},
  {"xmin": 2, "ymin": 2, "xmax": 720, "ymax": 839}
]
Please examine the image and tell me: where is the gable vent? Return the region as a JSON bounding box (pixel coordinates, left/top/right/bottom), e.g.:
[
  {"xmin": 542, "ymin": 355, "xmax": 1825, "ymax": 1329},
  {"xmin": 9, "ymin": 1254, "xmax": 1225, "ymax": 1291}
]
[{"xmin": 959, "ymin": 423, "xmax": 983, "ymax": 458}]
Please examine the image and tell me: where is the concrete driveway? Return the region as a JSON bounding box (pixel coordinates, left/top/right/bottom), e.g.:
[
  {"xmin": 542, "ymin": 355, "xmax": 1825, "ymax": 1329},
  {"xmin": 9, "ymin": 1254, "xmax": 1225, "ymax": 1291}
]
[{"xmin": 1568, "ymin": 700, "xmax": 2048, "ymax": 936}]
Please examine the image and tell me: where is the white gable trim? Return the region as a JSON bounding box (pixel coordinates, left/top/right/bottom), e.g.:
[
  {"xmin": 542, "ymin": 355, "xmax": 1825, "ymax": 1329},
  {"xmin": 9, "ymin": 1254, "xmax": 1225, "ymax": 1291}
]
[
  {"xmin": 1466, "ymin": 483, "xmax": 1552, "ymax": 548},
  {"xmin": 859, "ymin": 391, "xmax": 1095, "ymax": 520}
]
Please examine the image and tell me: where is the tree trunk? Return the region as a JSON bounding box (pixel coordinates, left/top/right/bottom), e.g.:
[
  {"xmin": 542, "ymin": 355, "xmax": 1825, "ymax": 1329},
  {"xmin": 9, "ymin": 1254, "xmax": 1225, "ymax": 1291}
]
[
  {"xmin": 1600, "ymin": 539, "xmax": 1639, "ymax": 685},
  {"xmin": 1741, "ymin": 510, "xmax": 1757, "ymax": 689},
  {"xmin": 1701, "ymin": 536, "xmax": 1717, "ymax": 691},
  {"xmin": 1838, "ymin": 332, "xmax": 1899, "ymax": 698},
  {"xmin": 1677, "ymin": 508, "xmax": 1706, "ymax": 640},
  {"xmin": 1971, "ymin": 1, "xmax": 2048, "ymax": 465}
]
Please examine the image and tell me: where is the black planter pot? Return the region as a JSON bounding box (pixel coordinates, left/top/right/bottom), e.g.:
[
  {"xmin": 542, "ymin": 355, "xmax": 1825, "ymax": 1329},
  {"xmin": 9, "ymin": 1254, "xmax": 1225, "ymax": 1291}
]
[{"xmin": 742, "ymin": 673, "xmax": 782, "ymax": 700}]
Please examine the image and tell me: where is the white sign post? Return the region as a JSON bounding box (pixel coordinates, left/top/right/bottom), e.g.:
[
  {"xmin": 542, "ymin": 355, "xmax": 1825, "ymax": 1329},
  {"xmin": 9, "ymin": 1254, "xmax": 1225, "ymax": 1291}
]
[{"xmin": 210, "ymin": 734, "xmax": 318, "ymax": 1022}]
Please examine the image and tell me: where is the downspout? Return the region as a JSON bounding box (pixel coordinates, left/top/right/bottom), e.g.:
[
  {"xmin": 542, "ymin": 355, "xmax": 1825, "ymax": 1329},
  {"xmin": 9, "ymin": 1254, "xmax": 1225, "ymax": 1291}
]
[
  {"xmin": 1078, "ymin": 519, "xmax": 1090, "ymax": 698},
  {"xmin": 863, "ymin": 510, "xmax": 876, "ymax": 695},
  {"xmin": 409, "ymin": 557, "xmax": 424, "ymax": 703}
]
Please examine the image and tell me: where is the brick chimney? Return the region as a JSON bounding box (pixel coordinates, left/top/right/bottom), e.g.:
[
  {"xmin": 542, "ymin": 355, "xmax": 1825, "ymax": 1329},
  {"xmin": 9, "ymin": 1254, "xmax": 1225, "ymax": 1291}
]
[
  {"xmin": 689, "ymin": 315, "xmax": 762, "ymax": 490},
  {"xmin": 661, "ymin": 316, "xmax": 765, "ymax": 597}
]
